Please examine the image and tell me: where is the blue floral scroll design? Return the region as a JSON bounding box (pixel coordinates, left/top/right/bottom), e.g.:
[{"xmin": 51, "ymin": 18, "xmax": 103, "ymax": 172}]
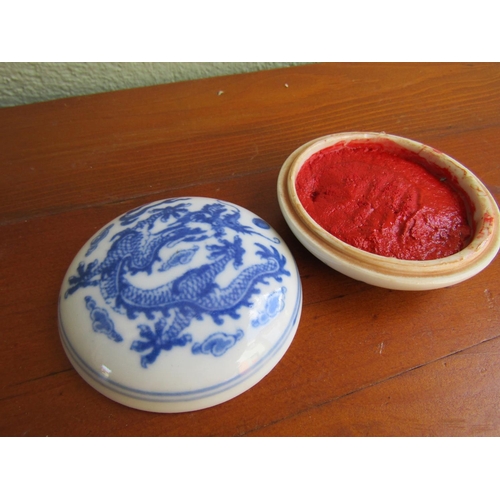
[{"xmin": 65, "ymin": 200, "xmax": 290, "ymax": 367}]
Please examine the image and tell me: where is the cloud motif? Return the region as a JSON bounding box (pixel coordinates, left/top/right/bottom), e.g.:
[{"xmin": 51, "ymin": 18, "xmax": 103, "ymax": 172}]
[
  {"xmin": 159, "ymin": 245, "xmax": 199, "ymax": 272},
  {"xmin": 85, "ymin": 296, "xmax": 123, "ymax": 342},
  {"xmin": 85, "ymin": 224, "xmax": 114, "ymax": 257},
  {"xmin": 192, "ymin": 329, "xmax": 244, "ymax": 357},
  {"xmin": 251, "ymin": 287, "xmax": 286, "ymax": 327}
]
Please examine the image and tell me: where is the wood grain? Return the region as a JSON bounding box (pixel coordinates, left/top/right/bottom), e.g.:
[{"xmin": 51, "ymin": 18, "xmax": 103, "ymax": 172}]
[{"xmin": 1, "ymin": 63, "xmax": 500, "ymax": 436}]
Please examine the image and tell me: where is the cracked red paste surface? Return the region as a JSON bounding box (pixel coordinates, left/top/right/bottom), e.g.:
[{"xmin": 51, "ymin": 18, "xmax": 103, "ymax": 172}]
[{"xmin": 295, "ymin": 140, "xmax": 473, "ymax": 260}]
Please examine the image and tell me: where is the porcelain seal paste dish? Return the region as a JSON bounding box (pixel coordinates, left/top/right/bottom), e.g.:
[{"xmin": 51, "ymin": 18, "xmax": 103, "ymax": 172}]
[
  {"xmin": 278, "ymin": 132, "xmax": 500, "ymax": 291},
  {"xmin": 59, "ymin": 197, "xmax": 302, "ymax": 412}
]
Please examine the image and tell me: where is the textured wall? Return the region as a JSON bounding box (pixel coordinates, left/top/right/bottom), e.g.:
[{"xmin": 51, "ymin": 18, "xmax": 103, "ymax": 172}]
[{"xmin": 0, "ymin": 62, "xmax": 308, "ymax": 108}]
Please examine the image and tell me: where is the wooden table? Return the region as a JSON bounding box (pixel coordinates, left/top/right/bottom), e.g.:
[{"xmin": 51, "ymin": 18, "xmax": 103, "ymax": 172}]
[{"xmin": 1, "ymin": 63, "xmax": 500, "ymax": 436}]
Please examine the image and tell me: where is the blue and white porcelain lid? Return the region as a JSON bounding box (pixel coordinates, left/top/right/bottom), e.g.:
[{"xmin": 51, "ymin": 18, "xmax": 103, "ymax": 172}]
[{"xmin": 58, "ymin": 197, "xmax": 302, "ymax": 412}]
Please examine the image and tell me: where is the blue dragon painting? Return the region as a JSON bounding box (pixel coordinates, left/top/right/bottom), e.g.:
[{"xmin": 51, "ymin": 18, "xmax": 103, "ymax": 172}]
[{"xmin": 64, "ymin": 198, "xmax": 290, "ymax": 367}]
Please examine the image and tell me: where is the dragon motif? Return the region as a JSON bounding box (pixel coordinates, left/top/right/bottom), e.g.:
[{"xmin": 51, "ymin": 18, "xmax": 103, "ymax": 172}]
[{"xmin": 64, "ymin": 199, "xmax": 290, "ymax": 367}]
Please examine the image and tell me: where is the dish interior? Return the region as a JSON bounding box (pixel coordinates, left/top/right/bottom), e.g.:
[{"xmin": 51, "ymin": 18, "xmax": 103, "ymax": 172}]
[{"xmin": 293, "ymin": 138, "xmax": 475, "ymax": 261}]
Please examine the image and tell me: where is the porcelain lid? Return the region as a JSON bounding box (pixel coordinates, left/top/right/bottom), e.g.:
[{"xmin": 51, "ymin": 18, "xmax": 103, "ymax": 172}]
[{"xmin": 58, "ymin": 197, "xmax": 302, "ymax": 412}]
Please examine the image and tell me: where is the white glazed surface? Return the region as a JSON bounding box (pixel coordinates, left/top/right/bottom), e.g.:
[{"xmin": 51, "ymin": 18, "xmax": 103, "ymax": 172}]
[
  {"xmin": 278, "ymin": 132, "xmax": 500, "ymax": 290},
  {"xmin": 59, "ymin": 197, "xmax": 302, "ymax": 412}
]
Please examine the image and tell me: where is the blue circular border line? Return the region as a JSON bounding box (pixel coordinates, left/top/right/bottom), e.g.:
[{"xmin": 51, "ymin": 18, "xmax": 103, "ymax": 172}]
[{"xmin": 59, "ymin": 280, "xmax": 302, "ymax": 404}]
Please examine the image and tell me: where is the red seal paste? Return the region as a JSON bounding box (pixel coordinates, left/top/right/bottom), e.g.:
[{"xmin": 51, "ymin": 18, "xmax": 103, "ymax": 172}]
[{"xmin": 295, "ymin": 140, "xmax": 473, "ymax": 260}]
